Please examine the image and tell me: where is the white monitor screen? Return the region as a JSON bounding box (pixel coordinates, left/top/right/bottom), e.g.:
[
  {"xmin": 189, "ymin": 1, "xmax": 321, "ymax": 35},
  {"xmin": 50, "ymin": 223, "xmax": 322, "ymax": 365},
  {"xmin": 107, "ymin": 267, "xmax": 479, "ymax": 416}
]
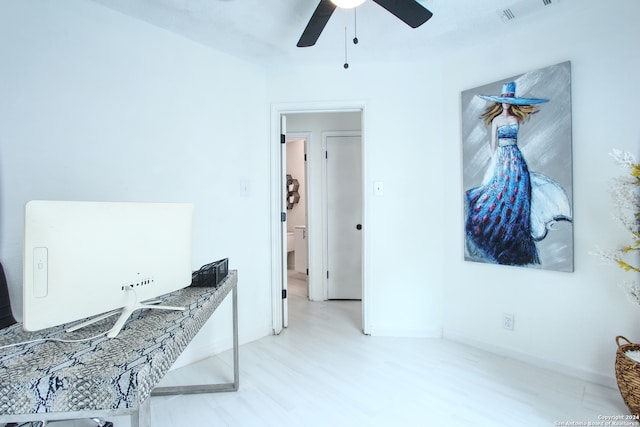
[{"xmin": 23, "ymin": 200, "xmax": 193, "ymax": 333}]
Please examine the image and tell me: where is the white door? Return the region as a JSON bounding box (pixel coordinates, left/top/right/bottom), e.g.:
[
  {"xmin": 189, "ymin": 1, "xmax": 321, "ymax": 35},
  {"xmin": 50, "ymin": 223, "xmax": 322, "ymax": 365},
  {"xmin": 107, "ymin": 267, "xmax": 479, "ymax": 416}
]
[
  {"xmin": 325, "ymin": 135, "xmax": 362, "ymax": 300},
  {"xmin": 280, "ymin": 115, "xmax": 289, "ymax": 327}
]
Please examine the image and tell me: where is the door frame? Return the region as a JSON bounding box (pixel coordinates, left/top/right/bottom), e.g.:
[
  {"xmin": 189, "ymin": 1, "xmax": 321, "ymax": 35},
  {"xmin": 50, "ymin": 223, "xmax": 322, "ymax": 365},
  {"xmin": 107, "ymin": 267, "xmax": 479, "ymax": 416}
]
[
  {"xmin": 279, "ymin": 115, "xmax": 288, "ymax": 328},
  {"xmin": 270, "ymin": 101, "xmax": 370, "ymax": 335},
  {"xmin": 321, "ymin": 131, "xmax": 362, "ymax": 301}
]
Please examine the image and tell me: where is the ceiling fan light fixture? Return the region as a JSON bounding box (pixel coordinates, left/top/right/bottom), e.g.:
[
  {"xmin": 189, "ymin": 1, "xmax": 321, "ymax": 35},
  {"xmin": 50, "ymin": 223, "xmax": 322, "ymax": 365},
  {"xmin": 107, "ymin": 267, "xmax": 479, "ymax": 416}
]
[{"xmin": 330, "ymin": 0, "xmax": 366, "ymax": 9}]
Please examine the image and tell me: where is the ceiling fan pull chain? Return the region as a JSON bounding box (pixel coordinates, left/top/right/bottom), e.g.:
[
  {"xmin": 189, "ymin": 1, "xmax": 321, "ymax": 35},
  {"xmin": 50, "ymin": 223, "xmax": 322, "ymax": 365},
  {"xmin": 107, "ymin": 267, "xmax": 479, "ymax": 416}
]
[
  {"xmin": 353, "ymin": 8, "xmax": 359, "ymax": 44},
  {"xmin": 353, "ymin": 7, "xmax": 359, "ymax": 44},
  {"xmin": 343, "ymin": 23, "xmax": 349, "ymax": 69}
]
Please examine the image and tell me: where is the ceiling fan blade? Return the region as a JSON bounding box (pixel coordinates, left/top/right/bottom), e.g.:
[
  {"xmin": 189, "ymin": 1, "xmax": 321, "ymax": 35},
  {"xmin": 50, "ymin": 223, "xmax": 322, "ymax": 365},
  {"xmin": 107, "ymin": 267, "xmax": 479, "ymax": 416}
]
[
  {"xmin": 372, "ymin": 0, "xmax": 433, "ymax": 28},
  {"xmin": 297, "ymin": 0, "xmax": 337, "ymax": 47}
]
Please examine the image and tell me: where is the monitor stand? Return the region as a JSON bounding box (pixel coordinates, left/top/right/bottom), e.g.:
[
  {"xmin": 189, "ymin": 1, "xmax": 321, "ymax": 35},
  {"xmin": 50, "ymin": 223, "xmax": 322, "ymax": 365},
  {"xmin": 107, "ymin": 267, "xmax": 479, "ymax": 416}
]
[{"xmin": 67, "ymin": 293, "xmax": 184, "ymax": 338}]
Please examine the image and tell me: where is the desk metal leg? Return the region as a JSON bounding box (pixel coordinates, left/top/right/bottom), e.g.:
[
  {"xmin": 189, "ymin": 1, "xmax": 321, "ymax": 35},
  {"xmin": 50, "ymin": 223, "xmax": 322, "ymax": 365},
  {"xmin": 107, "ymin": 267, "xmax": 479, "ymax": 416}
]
[
  {"xmin": 231, "ymin": 284, "xmax": 239, "ymax": 391},
  {"xmin": 152, "ymin": 284, "xmax": 239, "ymax": 396}
]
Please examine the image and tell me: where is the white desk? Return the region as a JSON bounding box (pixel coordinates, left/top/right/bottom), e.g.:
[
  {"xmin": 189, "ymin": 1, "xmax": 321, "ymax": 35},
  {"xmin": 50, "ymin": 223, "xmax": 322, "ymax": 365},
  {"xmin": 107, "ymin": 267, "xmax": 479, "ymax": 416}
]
[{"xmin": 0, "ymin": 270, "xmax": 238, "ymax": 427}]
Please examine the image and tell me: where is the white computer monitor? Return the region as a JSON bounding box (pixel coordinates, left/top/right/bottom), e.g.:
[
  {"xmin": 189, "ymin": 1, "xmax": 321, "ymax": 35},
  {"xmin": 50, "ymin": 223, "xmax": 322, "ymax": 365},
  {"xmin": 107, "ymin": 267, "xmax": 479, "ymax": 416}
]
[{"xmin": 23, "ymin": 200, "xmax": 193, "ymax": 337}]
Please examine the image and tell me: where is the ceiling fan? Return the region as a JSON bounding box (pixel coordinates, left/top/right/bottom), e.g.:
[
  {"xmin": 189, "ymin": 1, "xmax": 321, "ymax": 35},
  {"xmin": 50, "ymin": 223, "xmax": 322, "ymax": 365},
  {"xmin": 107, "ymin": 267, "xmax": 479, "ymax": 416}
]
[{"xmin": 297, "ymin": 0, "xmax": 433, "ymax": 48}]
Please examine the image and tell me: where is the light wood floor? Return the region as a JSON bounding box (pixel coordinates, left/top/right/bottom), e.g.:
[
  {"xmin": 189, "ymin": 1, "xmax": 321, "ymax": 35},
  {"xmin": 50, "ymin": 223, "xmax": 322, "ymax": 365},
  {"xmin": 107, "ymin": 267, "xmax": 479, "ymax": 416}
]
[{"xmin": 39, "ymin": 272, "xmax": 632, "ymax": 426}]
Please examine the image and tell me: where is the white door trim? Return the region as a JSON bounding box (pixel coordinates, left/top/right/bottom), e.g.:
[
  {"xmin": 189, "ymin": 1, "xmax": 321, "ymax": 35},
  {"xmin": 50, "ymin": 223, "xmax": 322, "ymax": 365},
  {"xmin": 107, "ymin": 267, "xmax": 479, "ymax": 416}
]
[
  {"xmin": 270, "ymin": 101, "xmax": 371, "ymax": 335},
  {"xmin": 280, "ymin": 115, "xmax": 288, "ymax": 329}
]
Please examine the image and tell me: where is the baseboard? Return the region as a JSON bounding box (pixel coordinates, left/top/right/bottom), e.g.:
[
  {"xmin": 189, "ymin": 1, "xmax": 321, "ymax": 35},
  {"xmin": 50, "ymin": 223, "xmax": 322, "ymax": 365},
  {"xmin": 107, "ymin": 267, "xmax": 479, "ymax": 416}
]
[{"xmin": 444, "ymin": 332, "xmax": 618, "ymax": 390}]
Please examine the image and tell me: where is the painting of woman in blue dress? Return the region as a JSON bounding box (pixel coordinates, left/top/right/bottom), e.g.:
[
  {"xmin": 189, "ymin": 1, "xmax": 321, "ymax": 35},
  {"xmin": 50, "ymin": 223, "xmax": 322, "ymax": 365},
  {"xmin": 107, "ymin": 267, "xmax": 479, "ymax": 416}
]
[{"xmin": 462, "ymin": 62, "xmax": 573, "ymax": 271}]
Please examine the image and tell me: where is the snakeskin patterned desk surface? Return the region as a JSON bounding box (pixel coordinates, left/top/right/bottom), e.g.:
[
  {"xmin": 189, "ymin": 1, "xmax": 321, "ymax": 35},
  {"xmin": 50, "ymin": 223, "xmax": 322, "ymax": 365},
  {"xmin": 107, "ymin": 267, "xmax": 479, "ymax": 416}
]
[{"xmin": 0, "ymin": 270, "xmax": 237, "ymax": 417}]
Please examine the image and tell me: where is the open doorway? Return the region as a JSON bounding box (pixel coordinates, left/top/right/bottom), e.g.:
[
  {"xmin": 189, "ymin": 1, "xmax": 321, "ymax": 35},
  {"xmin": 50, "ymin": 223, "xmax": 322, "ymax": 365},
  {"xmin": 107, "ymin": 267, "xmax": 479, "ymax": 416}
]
[
  {"xmin": 285, "ymin": 133, "xmax": 310, "ymax": 300},
  {"xmin": 270, "ymin": 103, "xmax": 369, "ymax": 335}
]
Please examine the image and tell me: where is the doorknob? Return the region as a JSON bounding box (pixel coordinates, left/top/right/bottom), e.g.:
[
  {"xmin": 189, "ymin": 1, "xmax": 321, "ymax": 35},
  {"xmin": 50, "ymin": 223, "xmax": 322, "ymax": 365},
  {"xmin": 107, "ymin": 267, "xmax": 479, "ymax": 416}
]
[{"xmin": 356, "ymin": 224, "xmax": 362, "ymax": 230}]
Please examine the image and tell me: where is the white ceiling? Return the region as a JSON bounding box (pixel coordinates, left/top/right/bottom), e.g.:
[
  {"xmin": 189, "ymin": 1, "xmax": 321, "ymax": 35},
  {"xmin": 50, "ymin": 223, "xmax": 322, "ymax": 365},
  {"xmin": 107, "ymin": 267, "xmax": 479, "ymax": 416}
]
[{"xmin": 88, "ymin": 0, "xmax": 575, "ymax": 67}]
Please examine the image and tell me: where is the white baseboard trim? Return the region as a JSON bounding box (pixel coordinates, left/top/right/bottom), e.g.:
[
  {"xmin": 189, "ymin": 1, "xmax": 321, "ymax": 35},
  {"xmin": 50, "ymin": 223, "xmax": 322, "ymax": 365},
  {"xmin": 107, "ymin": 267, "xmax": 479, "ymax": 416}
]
[{"xmin": 444, "ymin": 332, "xmax": 618, "ymax": 390}]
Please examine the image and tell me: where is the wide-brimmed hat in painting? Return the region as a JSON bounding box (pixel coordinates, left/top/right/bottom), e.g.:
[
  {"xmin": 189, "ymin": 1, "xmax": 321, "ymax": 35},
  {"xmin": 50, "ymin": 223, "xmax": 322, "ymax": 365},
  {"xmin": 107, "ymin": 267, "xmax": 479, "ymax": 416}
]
[{"xmin": 478, "ymin": 81, "xmax": 549, "ymax": 105}]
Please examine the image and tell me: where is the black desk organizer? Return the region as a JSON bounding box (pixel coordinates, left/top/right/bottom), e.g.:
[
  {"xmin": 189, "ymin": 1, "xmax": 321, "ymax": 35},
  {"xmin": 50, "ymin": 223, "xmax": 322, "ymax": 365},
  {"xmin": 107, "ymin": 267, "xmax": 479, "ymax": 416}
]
[{"xmin": 191, "ymin": 258, "xmax": 228, "ymax": 288}]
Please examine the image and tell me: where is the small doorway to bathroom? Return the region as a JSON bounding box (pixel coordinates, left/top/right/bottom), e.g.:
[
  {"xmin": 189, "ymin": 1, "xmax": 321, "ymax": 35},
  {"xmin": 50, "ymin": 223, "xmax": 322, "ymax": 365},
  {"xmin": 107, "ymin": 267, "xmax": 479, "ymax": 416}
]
[{"xmin": 285, "ymin": 133, "xmax": 310, "ymax": 300}]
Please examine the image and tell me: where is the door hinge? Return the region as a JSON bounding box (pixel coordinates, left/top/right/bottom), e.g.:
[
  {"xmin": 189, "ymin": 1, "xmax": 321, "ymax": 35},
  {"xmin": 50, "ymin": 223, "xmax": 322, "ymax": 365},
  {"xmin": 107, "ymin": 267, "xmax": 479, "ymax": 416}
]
[
  {"xmin": 282, "ymin": 289, "xmax": 287, "ymax": 299},
  {"xmin": 325, "ymin": 151, "xmax": 328, "ymax": 159},
  {"xmin": 281, "ymin": 212, "xmax": 286, "ymax": 222},
  {"xmin": 304, "ymin": 154, "xmax": 307, "ymax": 161},
  {"xmin": 327, "ymin": 271, "xmax": 329, "ymax": 279},
  {"xmin": 306, "ymin": 268, "xmax": 309, "ymax": 276},
  {"xmin": 280, "ymin": 134, "xmax": 285, "ymax": 144}
]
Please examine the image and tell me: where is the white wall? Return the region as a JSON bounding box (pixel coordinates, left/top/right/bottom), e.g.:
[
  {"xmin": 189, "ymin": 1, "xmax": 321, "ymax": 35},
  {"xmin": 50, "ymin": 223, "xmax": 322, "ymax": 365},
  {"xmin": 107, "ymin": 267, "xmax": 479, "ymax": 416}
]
[
  {"xmin": 0, "ymin": 0, "xmax": 272, "ymax": 368},
  {"xmin": 440, "ymin": 1, "xmax": 640, "ymax": 386}
]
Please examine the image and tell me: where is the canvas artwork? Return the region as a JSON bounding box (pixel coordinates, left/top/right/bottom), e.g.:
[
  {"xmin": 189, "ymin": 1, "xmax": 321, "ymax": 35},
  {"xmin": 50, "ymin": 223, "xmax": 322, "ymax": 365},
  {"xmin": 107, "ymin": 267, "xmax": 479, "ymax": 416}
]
[{"xmin": 462, "ymin": 61, "xmax": 573, "ymax": 272}]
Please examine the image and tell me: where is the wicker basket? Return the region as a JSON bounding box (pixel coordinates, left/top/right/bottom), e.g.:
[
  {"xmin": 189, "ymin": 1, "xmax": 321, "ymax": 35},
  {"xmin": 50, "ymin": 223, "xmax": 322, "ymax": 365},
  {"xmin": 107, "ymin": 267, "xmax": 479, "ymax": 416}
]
[{"xmin": 615, "ymin": 336, "xmax": 640, "ymax": 418}]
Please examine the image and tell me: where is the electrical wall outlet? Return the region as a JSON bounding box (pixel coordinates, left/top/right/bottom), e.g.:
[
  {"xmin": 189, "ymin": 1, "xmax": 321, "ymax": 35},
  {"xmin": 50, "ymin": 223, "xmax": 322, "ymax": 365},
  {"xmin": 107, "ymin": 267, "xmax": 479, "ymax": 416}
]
[{"xmin": 503, "ymin": 313, "xmax": 515, "ymax": 331}]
